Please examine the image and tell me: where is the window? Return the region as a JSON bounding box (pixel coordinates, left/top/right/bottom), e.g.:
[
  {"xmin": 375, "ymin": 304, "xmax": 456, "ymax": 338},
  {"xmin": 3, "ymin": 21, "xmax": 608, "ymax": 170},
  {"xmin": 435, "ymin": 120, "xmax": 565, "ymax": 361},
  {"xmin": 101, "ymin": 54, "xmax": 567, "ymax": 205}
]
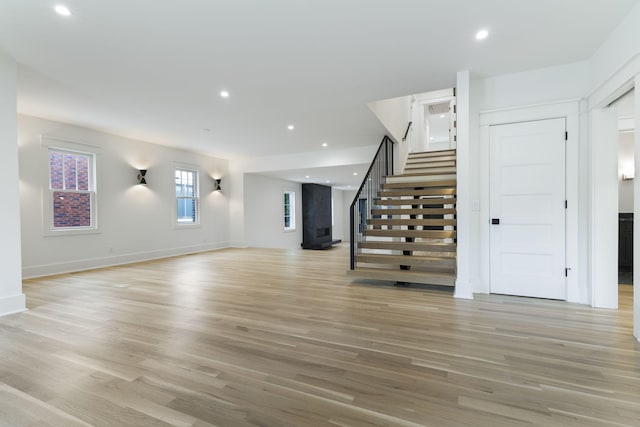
[
  {"xmin": 284, "ymin": 190, "xmax": 295, "ymax": 231},
  {"xmin": 175, "ymin": 168, "xmax": 199, "ymax": 224},
  {"xmin": 48, "ymin": 148, "xmax": 96, "ymax": 230}
]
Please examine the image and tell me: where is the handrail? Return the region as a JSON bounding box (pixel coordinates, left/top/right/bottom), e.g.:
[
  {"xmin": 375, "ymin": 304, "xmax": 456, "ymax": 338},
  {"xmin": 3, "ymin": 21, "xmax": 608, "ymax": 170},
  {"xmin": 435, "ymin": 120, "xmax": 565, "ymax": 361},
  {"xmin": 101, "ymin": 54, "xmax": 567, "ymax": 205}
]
[
  {"xmin": 402, "ymin": 121, "xmax": 412, "ymax": 141},
  {"xmin": 349, "ymin": 135, "xmax": 394, "ymax": 270}
]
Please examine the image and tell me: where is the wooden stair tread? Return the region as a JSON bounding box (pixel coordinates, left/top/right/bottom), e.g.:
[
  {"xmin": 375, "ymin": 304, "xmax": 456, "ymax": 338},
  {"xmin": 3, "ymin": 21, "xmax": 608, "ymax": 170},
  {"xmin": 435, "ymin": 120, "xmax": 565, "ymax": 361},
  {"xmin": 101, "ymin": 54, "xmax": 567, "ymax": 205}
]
[
  {"xmin": 368, "ymin": 218, "xmax": 456, "ymax": 226},
  {"xmin": 385, "ymin": 174, "xmax": 457, "ymax": 184},
  {"xmin": 392, "ymin": 170, "xmax": 457, "ymax": 177},
  {"xmin": 405, "ymin": 160, "xmax": 456, "ymax": 168},
  {"xmin": 358, "ymin": 241, "xmax": 456, "ymax": 252},
  {"xmin": 371, "ymin": 208, "xmax": 456, "ymax": 215},
  {"xmin": 406, "ymin": 155, "xmax": 457, "ymax": 163},
  {"xmin": 356, "ymin": 254, "xmax": 456, "ymax": 268},
  {"xmin": 383, "ymin": 180, "xmax": 456, "ymax": 189},
  {"xmin": 375, "ymin": 197, "xmax": 456, "ymax": 206},
  {"xmin": 380, "ymin": 188, "xmax": 456, "ymax": 197},
  {"xmin": 364, "ymin": 229, "xmax": 456, "ymax": 239},
  {"xmin": 409, "ymin": 149, "xmax": 456, "ymax": 157},
  {"xmin": 347, "ymin": 268, "xmax": 456, "ymax": 286}
]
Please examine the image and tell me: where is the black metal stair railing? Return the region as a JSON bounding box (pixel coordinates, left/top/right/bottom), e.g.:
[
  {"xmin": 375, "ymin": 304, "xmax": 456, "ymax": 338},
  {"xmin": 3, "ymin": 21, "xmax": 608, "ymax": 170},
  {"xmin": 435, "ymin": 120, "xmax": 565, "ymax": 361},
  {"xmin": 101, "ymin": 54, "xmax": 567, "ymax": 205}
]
[{"xmin": 349, "ymin": 135, "xmax": 394, "ymax": 270}]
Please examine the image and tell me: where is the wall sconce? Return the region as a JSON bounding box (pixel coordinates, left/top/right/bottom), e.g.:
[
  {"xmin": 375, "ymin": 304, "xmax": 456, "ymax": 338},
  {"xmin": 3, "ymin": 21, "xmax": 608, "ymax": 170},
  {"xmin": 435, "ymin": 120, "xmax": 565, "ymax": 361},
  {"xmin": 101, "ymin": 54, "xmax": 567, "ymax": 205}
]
[
  {"xmin": 137, "ymin": 169, "xmax": 147, "ymax": 185},
  {"xmin": 213, "ymin": 178, "xmax": 222, "ymax": 192},
  {"xmin": 622, "ymin": 164, "xmax": 635, "ymax": 181}
]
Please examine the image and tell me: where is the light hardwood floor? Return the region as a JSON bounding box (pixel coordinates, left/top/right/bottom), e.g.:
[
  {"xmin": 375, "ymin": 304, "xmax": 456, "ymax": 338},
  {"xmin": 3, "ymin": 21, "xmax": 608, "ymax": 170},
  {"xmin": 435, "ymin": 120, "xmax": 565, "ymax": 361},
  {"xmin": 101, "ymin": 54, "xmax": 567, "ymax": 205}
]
[{"xmin": 0, "ymin": 245, "xmax": 639, "ymax": 426}]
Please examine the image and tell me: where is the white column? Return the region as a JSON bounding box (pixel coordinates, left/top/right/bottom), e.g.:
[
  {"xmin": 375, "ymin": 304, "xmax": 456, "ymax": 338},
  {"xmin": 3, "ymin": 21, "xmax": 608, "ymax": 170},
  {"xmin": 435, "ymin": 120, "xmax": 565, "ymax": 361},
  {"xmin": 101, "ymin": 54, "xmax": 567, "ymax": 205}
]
[
  {"xmin": 590, "ymin": 108, "xmax": 619, "ymax": 309},
  {"xmin": 0, "ymin": 51, "xmax": 26, "ymax": 316},
  {"xmin": 454, "ymin": 70, "xmax": 473, "ymax": 299},
  {"xmin": 634, "ymin": 74, "xmax": 640, "ymax": 340},
  {"xmin": 228, "ymin": 164, "xmax": 247, "ymax": 247}
]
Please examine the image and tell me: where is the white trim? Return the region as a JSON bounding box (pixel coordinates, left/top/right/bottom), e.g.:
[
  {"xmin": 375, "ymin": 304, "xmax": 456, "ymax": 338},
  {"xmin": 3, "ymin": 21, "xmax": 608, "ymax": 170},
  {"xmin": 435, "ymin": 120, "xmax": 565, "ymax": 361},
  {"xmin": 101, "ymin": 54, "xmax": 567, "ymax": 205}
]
[
  {"xmin": 453, "ymin": 280, "xmax": 473, "ymax": 299},
  {"xmin": 588, "ymin": 52, "xmax": 640, "ymax": 108},
  {"xmin": 22, "ymin": 241, "xmax": 231, "ymax": 279},
  {"xmin": 41, "ymin": 145, "xmax": 100, "ymax": 237},
  {"xmin": 40, "ymin": 135, "xmax": 102, "ymax": 152},
  {"xmin": 0, "ymin": 294, "xmax": 27, "ymax": 317},
  {"xmin": 478, "ymin": 99, "xmax": 582, "ymax": 303},
  {"xmin": 283, "ymin": 188, "xmax": 296, "ymax": 232},
  {"xmin": 174, "ymin": 166, "xmax": 201, "ymax": 228}
]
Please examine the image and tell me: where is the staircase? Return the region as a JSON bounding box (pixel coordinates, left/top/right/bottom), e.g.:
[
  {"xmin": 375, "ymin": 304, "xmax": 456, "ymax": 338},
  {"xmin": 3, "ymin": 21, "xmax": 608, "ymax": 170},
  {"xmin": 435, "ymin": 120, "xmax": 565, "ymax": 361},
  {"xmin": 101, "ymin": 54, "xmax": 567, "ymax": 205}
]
[{"xmin": 348, "ymin": 149, "xmax": 457, "ymax": 286}]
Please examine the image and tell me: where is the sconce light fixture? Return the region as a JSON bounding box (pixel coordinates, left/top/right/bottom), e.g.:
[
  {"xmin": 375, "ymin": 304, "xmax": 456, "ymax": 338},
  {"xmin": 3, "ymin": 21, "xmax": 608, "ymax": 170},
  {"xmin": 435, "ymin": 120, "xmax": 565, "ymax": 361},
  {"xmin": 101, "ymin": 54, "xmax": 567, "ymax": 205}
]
[
  {"xmin": 137, "ymin": 169, "xmax": 147, "ymax": 185},
  {"xmin": 213, "ymin": 178, "xmax": 222, "ymax": 192}
]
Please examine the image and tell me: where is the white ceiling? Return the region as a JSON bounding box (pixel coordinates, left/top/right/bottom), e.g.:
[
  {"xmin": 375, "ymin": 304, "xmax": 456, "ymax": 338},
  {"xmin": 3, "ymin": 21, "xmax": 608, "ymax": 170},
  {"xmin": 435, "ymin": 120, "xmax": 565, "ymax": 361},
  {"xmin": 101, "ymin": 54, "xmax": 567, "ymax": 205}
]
[
  {"xmin": 259, "ymin": 163, "xmax": 370, "ymax": 190},
  {"xmin": 0, "ymin": 0, "xmax": 637, "ymax": 162}
]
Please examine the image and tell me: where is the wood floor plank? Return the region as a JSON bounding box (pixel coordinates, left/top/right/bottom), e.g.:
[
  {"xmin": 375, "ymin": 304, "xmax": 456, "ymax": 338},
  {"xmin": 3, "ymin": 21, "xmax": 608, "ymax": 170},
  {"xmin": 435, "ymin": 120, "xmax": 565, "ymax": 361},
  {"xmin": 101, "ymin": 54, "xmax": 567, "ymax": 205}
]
[{"xmin": 0, "ymin": 245, "xmax": 636, "ymax": 426}]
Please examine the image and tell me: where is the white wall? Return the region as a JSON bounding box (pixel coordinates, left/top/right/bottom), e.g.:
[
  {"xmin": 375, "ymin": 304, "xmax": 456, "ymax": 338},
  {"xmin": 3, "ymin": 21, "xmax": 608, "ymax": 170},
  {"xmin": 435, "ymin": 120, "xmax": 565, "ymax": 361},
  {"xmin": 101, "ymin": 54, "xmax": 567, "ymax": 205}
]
[
  {"xmin": 474, "ymin": 61, "xmax": 591, "ymax": 111},
  {"xmin": 341, "ymin": 189, "xmax": 357, "ymax": 242},
  {"xmin": 243, "ymin": 174, "xmax": 302, "ymax": 249},
  {"xmin": 229, "ymin": 145, "xmax": 376, "ymax": 247},
  {"xmin": 0, "ymin": 51, "xmax": 26, "ymax": 316},
  {"xmin": 619, "ymin": 132, "xmax": 635, "ymax": 213},
  {"xmin": 331, "ymin": 188, "xmax": 344, "ymax": 241},
  {"xmin": 368, "ymin": 95, "xmax": 411, "ymax": 143},
  {"xmin": 467, "ymin": 62, "xmax": 591, "ymax": 303},
  {"xmin": 19, "ymin": 115, "xmax": 230, "ymax": 278},
  {"xmin": 590, "ymin": 2, "xmax": 640, "ymax": 95}
]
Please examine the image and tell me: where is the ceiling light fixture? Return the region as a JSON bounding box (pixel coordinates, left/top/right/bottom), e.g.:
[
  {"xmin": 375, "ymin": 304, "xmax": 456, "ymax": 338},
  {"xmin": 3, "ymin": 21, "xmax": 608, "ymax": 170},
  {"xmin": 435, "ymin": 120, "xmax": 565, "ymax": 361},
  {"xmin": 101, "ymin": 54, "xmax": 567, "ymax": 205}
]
[
  {"xmin": 220, "ymin": 90, "xmax": 229, "ymax": 98},
  {"xmin": 305, "ymin": 175, "xmax": 310, "ymax": 179},
  {"xmin": 322, "ymin": 142, "xmax": 328, "ymax": 147},
  {"xmin": 326, "ymin": 180, "xmax": 330, "ymax": 183},
  {"xmin": 287, "ymin": 125, "xmax": 294, "ymax": 130},
  {"xmin": 440, "ymin": 114, "xmax": 445, "ymax": 118},
  {"xmin": 475, "ymin": 29, "xmax": 489, "ymax": 40},
  {"xmin": 353, "ymin": 172, "xmax": 358, "ymax": 176},
  {"xmin": 54, "ymin": 5, "xmax": 71, "ymax": 16}
]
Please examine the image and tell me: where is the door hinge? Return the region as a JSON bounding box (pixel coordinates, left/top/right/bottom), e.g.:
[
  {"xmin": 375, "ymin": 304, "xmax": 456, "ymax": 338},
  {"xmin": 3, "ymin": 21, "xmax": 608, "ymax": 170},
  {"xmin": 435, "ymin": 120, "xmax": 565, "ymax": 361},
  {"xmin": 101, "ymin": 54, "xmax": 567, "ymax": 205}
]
[
  {"xmin": 565, "ymin": 131, "xmax": 568, "ymax": 141},
  {"xmin": 565, "ymin": 200, "xmax": 568, "ymax": 209}
]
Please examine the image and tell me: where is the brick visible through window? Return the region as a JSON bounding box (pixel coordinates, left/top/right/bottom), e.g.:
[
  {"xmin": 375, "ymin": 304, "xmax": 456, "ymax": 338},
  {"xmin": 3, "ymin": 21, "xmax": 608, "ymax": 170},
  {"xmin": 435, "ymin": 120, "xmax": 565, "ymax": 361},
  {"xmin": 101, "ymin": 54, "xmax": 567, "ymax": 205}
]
[{"xmin": 49, "ymin": 149, "xmax": 95, "ymax": 229}]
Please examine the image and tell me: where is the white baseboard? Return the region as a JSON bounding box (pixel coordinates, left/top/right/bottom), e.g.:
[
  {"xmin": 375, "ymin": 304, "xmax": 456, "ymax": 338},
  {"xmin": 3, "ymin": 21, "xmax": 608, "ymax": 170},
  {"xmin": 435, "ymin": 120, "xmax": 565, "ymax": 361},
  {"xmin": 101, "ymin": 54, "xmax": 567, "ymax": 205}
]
[
  {"xmin": 0, "ymin": 293, "xmax": 27, "ymax": 317},
  {"xmin": 453, "ymin": 279, "xmax": 474, "ymax": 300},
  {"xmin": 22, "ymin": 242, "xmax": 231, "ymax": 279},
  {"xmin": 229, "ymin": 241, "xmax": 249, "ymax": 248}
]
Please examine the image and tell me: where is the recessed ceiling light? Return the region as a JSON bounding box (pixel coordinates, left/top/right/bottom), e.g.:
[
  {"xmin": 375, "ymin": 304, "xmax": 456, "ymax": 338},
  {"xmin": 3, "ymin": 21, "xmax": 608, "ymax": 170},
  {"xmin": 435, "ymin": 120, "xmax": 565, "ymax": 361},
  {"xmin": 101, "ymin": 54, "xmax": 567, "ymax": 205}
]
[
  {"xmin": 326, "ymin": 180, "xmax": 330, "ymax": 183},
  {"xmin": 54, "ymin": 5, "xmax": 71, "ymax": 16},
  {"xmin": 305, "ymin": 175, "xmax": 310, "ymax": 179},
  {"xmin": 475, "ymin": 29, "xmax": 489, "ymax": 40},
  {"xmin": 220, "ymin": 90, "xmax": 229, "ymax": 98},
  {"xmin": 322, "ymin": 142, "xmax": 328, "ymax": 147},
  {"xmin": 440, "ymin": 114, "xmax": 445, "ymax": 118},
  {"xmin": 353, "ymin": 172, "xmax": 358, "ymax": 176},
  {"xmin": 287, "ymin": 125, "xmax": 295, "ymax": 130}
]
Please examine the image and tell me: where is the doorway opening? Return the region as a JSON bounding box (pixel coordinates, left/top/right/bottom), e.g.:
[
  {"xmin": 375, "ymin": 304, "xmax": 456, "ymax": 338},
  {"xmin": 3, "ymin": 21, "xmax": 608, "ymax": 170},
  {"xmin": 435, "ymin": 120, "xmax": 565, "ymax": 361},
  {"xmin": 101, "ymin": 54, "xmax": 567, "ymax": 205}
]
[{"xmin": 613, "ymin": 89, "xmax": 635, "ymax": 288}]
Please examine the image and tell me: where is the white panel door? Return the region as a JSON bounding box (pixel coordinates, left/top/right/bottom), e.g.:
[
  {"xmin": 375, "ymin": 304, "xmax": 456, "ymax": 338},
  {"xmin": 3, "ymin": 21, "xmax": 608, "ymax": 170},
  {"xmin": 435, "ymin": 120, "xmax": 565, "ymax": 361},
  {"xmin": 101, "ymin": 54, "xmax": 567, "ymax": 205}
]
[{"xmin": 490, "ymin": 118, "xmax": 566, "ymax": 299}]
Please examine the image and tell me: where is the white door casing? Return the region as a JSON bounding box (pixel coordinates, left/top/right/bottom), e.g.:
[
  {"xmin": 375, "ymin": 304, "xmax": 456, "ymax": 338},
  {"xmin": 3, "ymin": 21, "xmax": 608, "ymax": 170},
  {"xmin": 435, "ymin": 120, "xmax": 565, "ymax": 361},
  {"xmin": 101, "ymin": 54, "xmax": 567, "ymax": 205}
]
[{"xmin": 490, "ymin": 118, "xmax": 567, "ymax": 299}]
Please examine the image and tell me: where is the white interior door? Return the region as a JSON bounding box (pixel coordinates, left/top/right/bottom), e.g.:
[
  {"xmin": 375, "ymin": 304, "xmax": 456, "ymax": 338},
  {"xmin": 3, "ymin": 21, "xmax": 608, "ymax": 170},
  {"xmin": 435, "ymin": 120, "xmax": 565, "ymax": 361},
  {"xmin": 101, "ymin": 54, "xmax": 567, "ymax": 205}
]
[{"xmin": 490, "ymin": 118, "xmax": 567, "ymax": 299}]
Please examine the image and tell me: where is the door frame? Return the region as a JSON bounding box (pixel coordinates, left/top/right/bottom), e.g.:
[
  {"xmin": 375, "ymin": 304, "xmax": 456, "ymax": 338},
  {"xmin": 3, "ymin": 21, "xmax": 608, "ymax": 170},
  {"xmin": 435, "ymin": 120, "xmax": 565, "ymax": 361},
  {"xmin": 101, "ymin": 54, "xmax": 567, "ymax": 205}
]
[
  {"xmin": 479, "ymin": 100, "xmax": 582, "ymax": 302},
  {"xmin": 488, "ymin": 118, "xmax": 568, "ymax": 299},
  {"xmin": 409, "ymin": 89, "xmax": 456, "ymax": 154},
  {"xmin": 590, "ymin": 71, "xmax": 639, "ymax": 339}
]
